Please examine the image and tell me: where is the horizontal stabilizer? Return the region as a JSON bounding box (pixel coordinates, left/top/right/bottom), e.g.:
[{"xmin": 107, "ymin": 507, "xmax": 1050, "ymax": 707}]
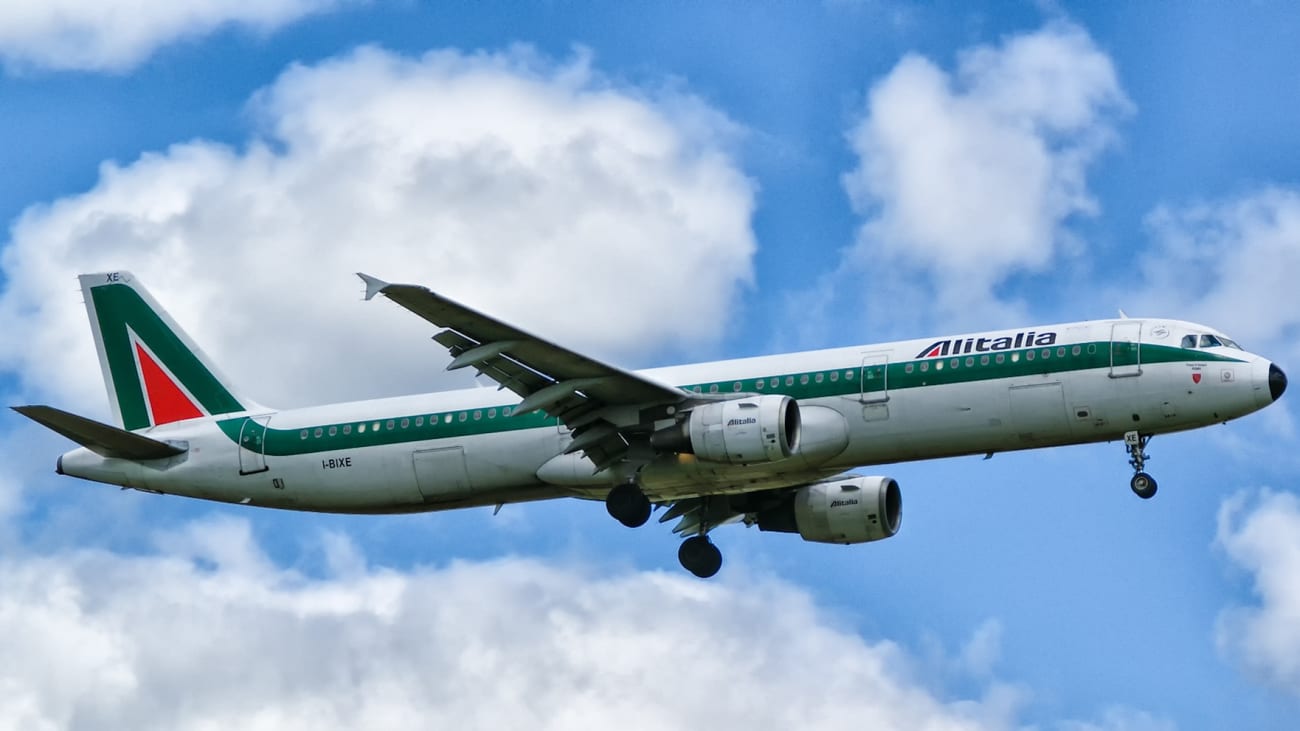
[{"xmin": 12, "ymin": 405, "xmax": 187, "ymax": 460}]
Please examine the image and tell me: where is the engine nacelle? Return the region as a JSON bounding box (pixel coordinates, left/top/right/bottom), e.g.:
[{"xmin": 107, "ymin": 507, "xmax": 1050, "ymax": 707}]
[
  {"xmin": 757, "ymin": 476, "xmax": 902, "ymax": 544},
  {"xmin": 651, "ymin": 395, "xmax": 799, "ymax": 464}
]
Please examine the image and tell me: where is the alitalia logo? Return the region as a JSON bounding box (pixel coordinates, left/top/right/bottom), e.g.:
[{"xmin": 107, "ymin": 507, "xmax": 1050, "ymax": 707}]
[
  {"xmin": 915, "ymin": 330, "xmax": 1058, "ymax": 359},
  {"xmin": 726, "ymin": 417, "xmax": 758, "ymax": 427}
]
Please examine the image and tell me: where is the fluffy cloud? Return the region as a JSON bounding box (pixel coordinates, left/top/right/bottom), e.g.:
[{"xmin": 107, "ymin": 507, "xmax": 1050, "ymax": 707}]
[
  {"xmin": 1215, "ymin": 489, "xmax": 1300, "ymax": 696},
  {"xmin": 1136, "ymin": 187, "xmax": 1300, "ymax": 364},
  {"xmin": 0, "ymin": 0, "xmax": 345, "ymax": 72},
  {"xmin": 0, "ymin": 514, "xmax": 1016, "ymax": 730},
  {"xmin": 0, "ymin": 46, "xmax": 756, "ymax": 411},
  {"xmin": 837, "ymin": 22, "xmax": 1129, "ymax": 331}
]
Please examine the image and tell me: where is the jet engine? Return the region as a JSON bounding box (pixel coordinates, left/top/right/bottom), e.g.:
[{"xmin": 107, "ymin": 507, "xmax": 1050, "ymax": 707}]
[
  {"xmin": 650, "ymin": 395, "xmax": 799, "ymax": 464},
  {"xmin": 756, "ymin": 475, "xmax": 901, "ymax": 544}
]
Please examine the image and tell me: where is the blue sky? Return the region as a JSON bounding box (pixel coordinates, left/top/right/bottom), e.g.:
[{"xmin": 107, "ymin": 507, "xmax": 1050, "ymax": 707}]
[{"xmin": 2, "ymin": 2, "xmax": 1300, "ymax": 729}]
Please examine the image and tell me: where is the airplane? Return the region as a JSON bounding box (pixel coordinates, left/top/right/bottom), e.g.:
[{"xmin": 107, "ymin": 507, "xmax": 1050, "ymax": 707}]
[{"xmin": 12, "ymin": 271, "xmax": 1289, "ymax": 577}]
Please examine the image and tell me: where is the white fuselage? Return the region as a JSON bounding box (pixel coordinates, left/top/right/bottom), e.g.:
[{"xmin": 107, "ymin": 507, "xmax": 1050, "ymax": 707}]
[{"xmin": 58, "ymin": 318, "xmax": 1278, "ymax": 512}]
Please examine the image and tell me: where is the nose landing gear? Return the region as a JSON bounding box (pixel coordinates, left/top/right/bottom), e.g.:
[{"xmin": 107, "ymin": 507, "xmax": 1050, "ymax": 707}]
[{"xmin": 1124, "ymin": 431, "xmax": 1158, "ymax": 499}]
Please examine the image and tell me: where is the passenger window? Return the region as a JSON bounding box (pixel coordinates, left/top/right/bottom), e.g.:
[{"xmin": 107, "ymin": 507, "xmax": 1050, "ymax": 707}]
[
  {"xmin": 950, "ymin": 358, "xmax": 960, "ymax": 369},
  {"xmin": 785, "ymin": 376, "xmax": 794, "ymax": 386},
  {"xmin": 300, "ymin": 430, "xmax": 308, "ymax": 440},
  {"xmin": 488, "ymin": 409, "xmax": 497, "ymax": 418},
  {"xmin": 919, "ymin": 362, "xmax": 929, "ymax": 372},
  {"xmin": 1026, "ymin": 351, "xmax": 1035, "ymax": 361},
  {"xmin": 756, "ymin": 380, "xmax": 765, "ymax": 390},
  {"xmin": 386, "ymin": 420, "xmax": 395, "ymax": 430},
  {"xmin": 815, "ymin": 373, "xmax": 824, "ymax": 383},
  {"xmin": 905, "ymin": 364, "xmax": 914, "ymax": 373},
  {"xmin": 313, "ymin": 428, "xmax": 323, "ymax": 438},
  {"xmin": 359, "ymin": 423, "xmax": 367, "ymax": 433},
  {"xmin": 415, "ymin": 416, "xmax": 424, "ymax": 427},
  {"xmin": 830, "ymin": 371, "xmax": 839, "ymax": 382},
  {"xmin": 400, "ymin": 418, "xmax": 410, "ymax": 428},
  {"xmin": 966, "ymin": 357, "xmax": 975, "ymax": 367},
  {"xmin": 799, "ymin": 374, "xmax": 809, "ymax": 385},
  {"xmin": 457, "ymin": 413, "xmax": 466, "ymax": 423},
  {"xmin": 343, "ymin": 425, "xmax": 352, "ymax": 435},
  {"xmin": 995, "ymin": 354, "xmax": 1005, "ymax": 364},
  {"xmin": 733, "ymin": 382, "xmax": 742, "ymax": 392},
  {"xmin": 328, "ymin": 426, "xmax": 337, "ymax": 436},
  {"xmin": 473, "ymin": 411, "xmax": 481, "ymax": 421},
  {"xmin": 709, "ymin": 384, "xmax": 719, "ymax": 393},
  {"xmin": 372, "ymin": 422, "xmax": 380, "ymax": 432},
  {"xmin": 980, "ymin": 355, "xmax": 990, "ymax": 366}
]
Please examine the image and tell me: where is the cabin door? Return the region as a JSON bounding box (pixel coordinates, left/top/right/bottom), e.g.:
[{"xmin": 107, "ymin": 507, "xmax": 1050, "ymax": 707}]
[
  {"xmin": 1110, "ymin": 322, "xmax": 1143, "ymax": 378},
  {"xmin": 238, "ymin": 415, "xmax": 271, "ymax": 475}
]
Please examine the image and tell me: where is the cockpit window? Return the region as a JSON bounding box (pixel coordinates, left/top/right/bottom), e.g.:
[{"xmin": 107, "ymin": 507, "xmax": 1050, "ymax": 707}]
[
  {"xmin": 1220, "ymin": 336, "xmax": 1242, "ymax": 350},
  {"xmin": 1181, "ymin": 335, "xmax": 1197, "ymax": 349},
  {"xmin": 1199, "ymin": 334, "xmax": 1223, "ymax": 348}
]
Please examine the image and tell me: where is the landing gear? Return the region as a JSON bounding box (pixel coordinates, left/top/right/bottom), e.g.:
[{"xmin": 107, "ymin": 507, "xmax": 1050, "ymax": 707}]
[
  {"xmin": 606, "ymin": 482, "xmax": 651, "ymax": 527},
  {"xmin": 1124, "ymin": 431, "xmax": 1158, "ymax": 499},
  {"xmin": 678, "ymin": 535, "xmax": 723, "ymax": 578}
]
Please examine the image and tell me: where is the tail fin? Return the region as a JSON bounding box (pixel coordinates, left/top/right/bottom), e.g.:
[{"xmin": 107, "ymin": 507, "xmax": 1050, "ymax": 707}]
[{"xmin": 80, "ymin": 271, "xmax": 260, "ymax": 430}]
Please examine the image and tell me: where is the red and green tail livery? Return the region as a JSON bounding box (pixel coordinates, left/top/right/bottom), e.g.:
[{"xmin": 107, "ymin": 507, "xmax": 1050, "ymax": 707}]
[{"xmin": 81, "ymin": 272, "xmax": 256, "ymax": 430}]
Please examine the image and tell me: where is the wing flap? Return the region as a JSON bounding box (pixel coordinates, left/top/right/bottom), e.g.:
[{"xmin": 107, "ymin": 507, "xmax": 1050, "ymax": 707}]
[
  {"xmin": 360, "ymin": 274, "xmax": 690, "ymax": 471},
  {"xmin": 13, "ymin": 405, "xmax": 186, "ymax": 460}
]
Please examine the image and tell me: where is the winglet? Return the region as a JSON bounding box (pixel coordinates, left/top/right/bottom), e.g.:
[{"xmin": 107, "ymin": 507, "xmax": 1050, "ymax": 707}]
[{"xmin": 357, "ymin": 273, "xmax": 390, "ymax": 301}]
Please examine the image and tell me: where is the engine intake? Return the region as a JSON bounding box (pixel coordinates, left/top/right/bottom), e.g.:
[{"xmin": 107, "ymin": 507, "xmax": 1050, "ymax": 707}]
[
  {"xmin": 651, "ymin": 395, "xmax": 800, "ymax": 464},
  {"xmin": 757, "ymin": 475, "xmax": 902, "ymax": 544}
]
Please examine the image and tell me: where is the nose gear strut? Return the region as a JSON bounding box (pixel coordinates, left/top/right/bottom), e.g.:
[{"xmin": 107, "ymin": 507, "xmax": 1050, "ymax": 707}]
[{"xmin": 1124, "ymin": 430, "xmax": 1158, "ymax": 499}]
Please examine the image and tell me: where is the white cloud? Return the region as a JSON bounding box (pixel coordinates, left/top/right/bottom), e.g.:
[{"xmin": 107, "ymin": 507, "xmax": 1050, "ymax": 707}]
[
  {"xmin": 1136, "ymin": 187, "xmax": 1300, "ymax": 363},
  {"xmin": 1215, "ymin": 489, "xmax": 1300, "ymax": 696},
  {"xmin": 836, "ymin": 22, "xmax": 1129, "ymax": 332},
  {"xmin": 0, "ymin": 0, "xmax": 346, "ymax": 73},
  {"xmin": 0, "ymin": 46, "xmax": 756, "ymax": 411},
  {"xmin": 0, "ymin": 514, "xmax": 1026, "ymax": 730}
]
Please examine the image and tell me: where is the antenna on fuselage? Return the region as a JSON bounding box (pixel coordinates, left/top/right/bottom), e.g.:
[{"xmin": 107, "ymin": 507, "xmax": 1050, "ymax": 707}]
[{"xmin": 1118, "ymin": 309, "xmax": 1129, "ymax": 319}]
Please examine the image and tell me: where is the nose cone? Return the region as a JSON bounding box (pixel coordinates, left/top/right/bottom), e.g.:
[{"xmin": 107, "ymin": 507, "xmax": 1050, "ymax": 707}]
[{"xmin": 1270, "ymin": 363, "xmax": 1288, "ymax": 401}]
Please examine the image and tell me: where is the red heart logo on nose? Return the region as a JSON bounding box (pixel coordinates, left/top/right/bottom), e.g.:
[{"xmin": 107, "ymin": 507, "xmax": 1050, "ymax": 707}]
[{"xmin": 1192, "ymin": 373, "xmax": 1202, "ymax": 384}]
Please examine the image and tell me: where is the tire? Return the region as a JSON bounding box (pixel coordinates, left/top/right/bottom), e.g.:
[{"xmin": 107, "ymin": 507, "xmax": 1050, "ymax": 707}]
[
  {"xmin": 678, "ymin": 536, "xmax": 723, "ymax": 578},
  {"xmin": 1130, "ymin": 472, "xmax": 1158, "ymax": 500},
  {"xmin": 606, "ymin": 483, "xmax": 651, "ymax": 527}
]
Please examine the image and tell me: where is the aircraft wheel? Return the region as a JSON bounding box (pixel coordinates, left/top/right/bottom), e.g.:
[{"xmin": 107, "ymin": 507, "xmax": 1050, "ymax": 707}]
[
  {"xmin": 1130, "ymin": 472, "xmax": 1158, "ymax": 500},
  {"xmin": 606, "ymin": 483, "xmax": 651, "ymax": 527},
  {"xmin": 678, "ymin": 536, "xmax": 723, "ymax": 578}
]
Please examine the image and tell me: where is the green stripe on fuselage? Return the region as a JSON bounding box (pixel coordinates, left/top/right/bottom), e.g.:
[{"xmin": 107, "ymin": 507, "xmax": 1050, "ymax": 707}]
[{"xmin": 220, "ymin": 341, "xmax": 1244, "ymax": 456}]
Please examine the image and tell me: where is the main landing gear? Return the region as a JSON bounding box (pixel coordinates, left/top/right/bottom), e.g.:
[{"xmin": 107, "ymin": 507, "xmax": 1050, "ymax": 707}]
[
  {"xmin": 678, "ymin": 535, "xmax": 723, "ymax": 579},
  {"xmin": 606, "ymin": 484, "xmax": 724, "ymax": 578},
  {"xmin": 1124, "ymin": 430, "xmax": 1158, "ymax": 499},
  {"xmin": 606, "ymin": 482, "xmax": 651, "ymax": 527}
]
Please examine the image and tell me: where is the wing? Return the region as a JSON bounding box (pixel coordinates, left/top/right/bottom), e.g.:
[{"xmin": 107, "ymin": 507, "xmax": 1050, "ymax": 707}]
[{"xmin": 358, "ymin": 274, "xmax": 689, "ymax": 470}]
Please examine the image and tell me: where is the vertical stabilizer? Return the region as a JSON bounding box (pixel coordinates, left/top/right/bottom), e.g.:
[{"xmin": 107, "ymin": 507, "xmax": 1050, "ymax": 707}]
[{"xmin": 80, "ymin": 271, "xmax": 260, "ymax": 430}]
